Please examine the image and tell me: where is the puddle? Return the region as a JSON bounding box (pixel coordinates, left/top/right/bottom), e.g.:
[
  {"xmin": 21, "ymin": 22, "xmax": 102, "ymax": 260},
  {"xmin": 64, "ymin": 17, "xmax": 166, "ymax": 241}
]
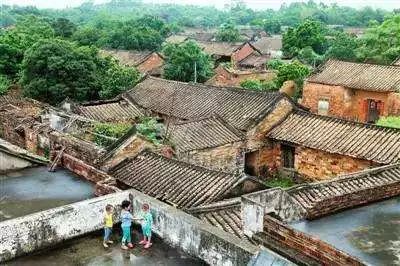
[
  {"xmin": 291, "ymin": 197, "xmax": 400, "ymax": 266},
  {"xmin": 0, "ymin": 166, "xmax": 94, "ymax": 221}
]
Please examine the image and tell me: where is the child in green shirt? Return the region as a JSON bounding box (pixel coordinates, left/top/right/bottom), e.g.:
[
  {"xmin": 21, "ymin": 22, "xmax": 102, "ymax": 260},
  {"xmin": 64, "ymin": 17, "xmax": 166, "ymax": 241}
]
[{"xmin": 138, "ymin": 203, "xmax": 153, "ymax": 249}]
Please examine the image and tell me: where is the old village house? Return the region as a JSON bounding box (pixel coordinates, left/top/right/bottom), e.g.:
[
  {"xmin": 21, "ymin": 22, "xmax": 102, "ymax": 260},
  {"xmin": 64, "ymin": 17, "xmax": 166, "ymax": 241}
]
[{"xmin": 302, "ymin": 59, "xmax": 400, "ymax": 123}]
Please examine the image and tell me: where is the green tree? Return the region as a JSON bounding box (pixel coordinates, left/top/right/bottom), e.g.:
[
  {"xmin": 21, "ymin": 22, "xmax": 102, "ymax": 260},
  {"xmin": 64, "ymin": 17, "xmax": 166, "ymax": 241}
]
[
  {"xmin": 163, "ymin": 40, "xmax": 214, "ymax": 83},
  {"xmin": 0, "ymin": 75, "xmax": 11, "ymax": 95},
  {"xmin": 297, "ymin": 46, "xmax": 325, "ymax": 67},
  {"xmin": 72, "ymin": 26, "xmax": 103, "ymax": 46},
  {"xmin": 215, "ymin": 22, "xmax": 241, "ymax": 42},
  {"xmin": 240, "ymin": 79, "xmax": 278, "ymax": 91},
  {"xmin": 263, "ymin": 18, "xmax": 281, "ymax": 34},
  {"xmin": 356, "ymin": 15, "xmax": 400, "ymax": 64},
  {"xmin": 20, "ymin": 39, "xmax": 98, "ymax": 104},
  {"xmin": 275, "ymin": 60, "xmax": 310, "ymax": 98},
  {"xmin": 325, "ymin": 32, "xmax": 359, "ymax": 61},
  {"xmin": 51, "ymin": 18, "xmax": 77, "ymax": 38},
  {"xmin": 282, "ymin": 19, "xmax": 328, "ymax": 58}
]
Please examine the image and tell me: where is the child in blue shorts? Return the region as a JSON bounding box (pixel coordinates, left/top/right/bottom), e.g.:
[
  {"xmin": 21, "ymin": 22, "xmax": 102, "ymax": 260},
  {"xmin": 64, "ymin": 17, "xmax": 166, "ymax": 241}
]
[{"xmin": 120, "ymin": 200, "xmax": 134, "ymax": 250}]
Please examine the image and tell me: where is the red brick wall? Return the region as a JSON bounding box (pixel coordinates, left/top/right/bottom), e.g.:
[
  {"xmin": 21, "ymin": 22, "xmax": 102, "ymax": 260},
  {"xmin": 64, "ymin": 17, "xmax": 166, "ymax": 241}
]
[
  {"xmin": 262, "ymin": 215, "xmax": 364, "ymax": 266},
  {"xmin": 232, "ymin": 43, "xmax": 255, "ymax": 66},
  {"xmin": 137, "ymin": 53, "xmax": 164, "ymax": 74},
  {"xmin": 295, "ymin": 147, "xmax": 376, "ymax": 181},
  {"xmin": 207, "ymin": 66, "xmax": 276, "ymax": 87},
  {"xmin": 301, "ymin": 82, "xmax": 400, "ymax": 122},
  {"xmin": 62, "ymin": 153, "xmax": 109, "ymax": 183}
]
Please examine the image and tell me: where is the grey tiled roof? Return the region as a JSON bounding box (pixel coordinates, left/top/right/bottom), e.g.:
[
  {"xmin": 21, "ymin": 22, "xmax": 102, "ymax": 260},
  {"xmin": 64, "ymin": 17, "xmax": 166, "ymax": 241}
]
[
  {"xmin": 125, "ymin": 76, "xmax": 284, "ymax": 131},
  {"xmin": 170, "ymin": 116, "xmax": 243, "ymax": 152},
  {"xmin": 308, "ymin": 59, "xmax": 400, "ymax": 92},
  {"xmin": 75, "ymin": 98, "xmax": 143, "ymax": 122},
  {"xmin": 268, "ymin": 109, "xmax": 400, "ymax": 164},
  {"xmin": 110, "ymin": 150, "xmax": 248, "ymax": 209}
]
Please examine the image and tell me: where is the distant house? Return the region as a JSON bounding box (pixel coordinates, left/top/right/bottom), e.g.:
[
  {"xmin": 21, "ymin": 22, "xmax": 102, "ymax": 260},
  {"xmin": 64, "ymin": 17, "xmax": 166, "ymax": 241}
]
[
  {"xmin": 251, "ymin": 36, "xmax": 283, "ymax": 58},
  {"xmin": 165, "ymin": 35, "xmax": 188, "ymax": 44},
  {"xmin": 205, "ymin": 65, "xmax": 276, "ymax": 87},
  {"xmin": 266, "ymin": 109, "xmax": 400, "ymax": 180},
  {"xmin": 302, "ymin": 59, "xmax": 400, "ymax": 123},
  {"xmin": 100, "ymin": 49, "xmax": 164, "ymax": 77}
]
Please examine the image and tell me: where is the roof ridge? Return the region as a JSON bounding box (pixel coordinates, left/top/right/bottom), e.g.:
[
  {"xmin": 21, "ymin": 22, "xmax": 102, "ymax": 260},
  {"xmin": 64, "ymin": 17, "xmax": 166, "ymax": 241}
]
[
  {"xmin": 145, "ymin": 76, "xmax": 281, "ymax": 95},
  {"xmin": 327, "ymin": 58, "xmax": 400, "ymax": 69}
]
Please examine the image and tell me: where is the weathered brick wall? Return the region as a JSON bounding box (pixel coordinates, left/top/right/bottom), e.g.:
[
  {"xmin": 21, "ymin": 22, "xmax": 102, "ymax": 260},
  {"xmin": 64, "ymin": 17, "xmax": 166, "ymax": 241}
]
[
  {"xmin": 49, "ymin": 131, "xmax": 104, "ymax": 165},
  {"xmin": 137, "ymin": 53, "xmax": 164, "ymax": 74},
  {"xmin": 261, "ymin": 215, "xmax": 364, "ymax": 266},
  {"xmin": 178, "ymin": 142, "xmax": 243, "ymax": 173},
  {"xmin": 208, "ymin": 69, "xmax": 276, "ymax": 87},
  {"xmin": 302, "ymin": 82, "xmax": 400, "ymax": 122},
  {"xmin": 244, "ymin": 144, "xmax": 281, "ymax": 177},
  {"xmin": 301, "ymin": 82, "xmax": 353, "ymax": 118},
  {"xmin": 246, "ymin": 98, "xmax": 293, "ymax": 150},
  {"xmin": 295, "ymin": 147, "xmax": 376, "ymax": 181},
  {"xmin": 232, "ymin": 43, "xmax": 255, "ymax": 66},
  {"xmin": 62, "ymin": 153, "xmax": 109, "ymax": 183}
]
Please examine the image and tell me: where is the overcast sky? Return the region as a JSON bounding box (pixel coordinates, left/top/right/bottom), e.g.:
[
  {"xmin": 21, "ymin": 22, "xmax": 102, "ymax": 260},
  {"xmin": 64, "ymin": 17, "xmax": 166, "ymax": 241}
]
[{"xmin": 2, "ymin": 0, "xmax": 400, "ymax": 10}]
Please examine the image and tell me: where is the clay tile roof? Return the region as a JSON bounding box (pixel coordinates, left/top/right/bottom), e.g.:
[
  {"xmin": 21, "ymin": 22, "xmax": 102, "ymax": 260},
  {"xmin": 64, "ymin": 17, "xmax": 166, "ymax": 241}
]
[
  {"xmin": 75, "ymin": 98, "xmax": 143, "ymax": 122},
  {"xmin": 287, "ymin": 164, "xmax": 400, "ymax": 218},
  {"xmin": 392, "ymin": 57, "xmax": 400, "ymax": 66},
  {"xmin": 268, "ymin": 109, "xmax": 400, "ymax": 164},
  {"xmin": 308, "ymin": 59, "xmax": 400, "ymax": 92},
  {"xmin": 125, "ymin": 76, "xmax": 284, "ymax": 131},
  {"xmin": 252, "ymin": 36, "xmax": 282, "ymax": 54},
  {"xmin": 197, "ymin": 41, "xmax": 242, "ymax": 57},
  {"xmin": 100, "ymin": 49, "xmax": 153, "ymax": 67},
  {"xmin": 188, "ymin": 198, "xmax": 246, "ymax": 239},
  {"xmin": 170, "ymin": 116, "xmax": 243, "ymax": 152},
  {"xmin": 110, "ymin": 150, "xmax": 248, "ymax": 209},
  {"xmin": 239, "ymin": 53, "xmax": 270, "ymax": 68}
]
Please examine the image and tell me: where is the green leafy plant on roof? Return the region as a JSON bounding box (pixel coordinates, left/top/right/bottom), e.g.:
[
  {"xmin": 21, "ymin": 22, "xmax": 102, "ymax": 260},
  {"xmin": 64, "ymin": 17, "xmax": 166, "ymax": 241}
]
[
  {"xmin": 136, "ymin": 116, "xmax": 164, "ymax": 145},
  {"xmin": 93, "ymin": 122, "xmax": 131, "ymax": 147},
  {"xmin": 376, "ymin": 116, "xmax": 400, "ymax": 129}
]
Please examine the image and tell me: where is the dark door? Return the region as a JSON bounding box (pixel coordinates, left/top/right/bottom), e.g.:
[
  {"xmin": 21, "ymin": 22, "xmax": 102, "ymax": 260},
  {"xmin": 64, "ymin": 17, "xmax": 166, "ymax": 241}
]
[
  {"xmin": 244, "ymin": 151, "xmax": 257, "ymax": 176},
  {"xmin": 367, "ymin": 99, "xmax": 379, "ymax": 123},
  {"xmin": 281, "ymin": 144, "xmax": 295, "ymax": 168}
]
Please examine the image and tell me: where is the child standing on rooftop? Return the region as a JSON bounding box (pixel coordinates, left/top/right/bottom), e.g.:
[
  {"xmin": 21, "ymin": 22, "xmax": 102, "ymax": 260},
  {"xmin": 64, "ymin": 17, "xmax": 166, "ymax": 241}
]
[
  {"xmin": 120, "ymin": 200, "xmax": 134, "ymax": 250},
  {"xmin": 138, "ymin": 203, "xmax": 153, "ymax": 249},
  {"xmin": 103, "ymin": 204, "xmax": 114, "ymax": 248}
]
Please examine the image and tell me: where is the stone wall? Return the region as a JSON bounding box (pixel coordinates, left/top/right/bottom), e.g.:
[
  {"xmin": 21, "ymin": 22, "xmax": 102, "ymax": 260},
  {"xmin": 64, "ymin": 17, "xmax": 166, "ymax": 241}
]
[
  {"xmin": 295, "ymin": 147, "xmax": 376, "ymax": 181},
  {"xmin": 260, "ymin": 215, "xmax": 364, "ymax": 266},
  {"xmin": 177, "ymin": 142, "xmax": 243, "ymax": 173},
  {"xmin": 0, "ymin": 189, "xmax": 291, "ymax": 265},
  {"xmin": 0, "ymin": 151, "xmax": 34, "ymax": 172}
]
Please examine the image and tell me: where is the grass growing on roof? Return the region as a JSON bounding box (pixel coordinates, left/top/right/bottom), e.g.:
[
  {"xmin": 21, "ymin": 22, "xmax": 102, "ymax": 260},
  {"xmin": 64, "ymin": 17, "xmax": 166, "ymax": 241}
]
[
  {"xmin": 376, "ymin": 116, "xmax": 400, "ymax": 129},
  {"xmin": 93, "ymin": 122, "xmax": 131, "ymax": 147},
  {"xmin": 266, "ymin": 176, "xmax": 296, "ymax": 188}
]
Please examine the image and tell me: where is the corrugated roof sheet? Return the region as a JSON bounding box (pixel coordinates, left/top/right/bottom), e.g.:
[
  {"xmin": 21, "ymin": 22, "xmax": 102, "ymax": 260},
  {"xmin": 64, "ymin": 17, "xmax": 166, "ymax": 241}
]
[
  {"xmin": 308, "ymin": 59, "xmax": 400, "ymax": 92},
  {"xmin": 125, "ymin": 76, "xmax": 284, "ymax": 131},
  {"xmin": 75, "ymin": 99, "xmax": 143, "ymax": 122},
  {"xmin": 170, "ymin": 116, "xmax": 243, "ymax": 152},
  {"xmin": 268, "ymin": 109, "xmax": 400, "ymax": 164},
  {"xmin": 110, "ymin": 150, "xmax": 247, "ymax": 209}
]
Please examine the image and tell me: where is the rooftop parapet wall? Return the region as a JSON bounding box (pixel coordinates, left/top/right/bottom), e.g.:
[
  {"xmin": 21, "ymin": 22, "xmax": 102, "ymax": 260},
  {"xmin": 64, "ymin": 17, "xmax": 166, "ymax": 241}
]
[
  {"xmin": 0, "ymin": 189, "xmax": 293, "ymax": 266},
  {"xmin": 241, "ymin": 188, "xmax": 306, "ymax": 237}
]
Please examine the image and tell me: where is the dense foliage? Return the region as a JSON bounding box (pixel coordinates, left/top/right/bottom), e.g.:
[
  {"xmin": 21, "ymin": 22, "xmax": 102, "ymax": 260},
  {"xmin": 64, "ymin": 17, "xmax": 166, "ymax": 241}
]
[
  {"xmin": 376, "ymin": 116, "xmax": 400, "ymax": 129},
  {"xmin": 93, "ymin": 122, "xmax": 131, "ymax": 147},
  {"xmin": 20, "ymin": 39, "xmax": 139, "ymax": 104},
  {"xmin": 163, "ymin": 40, "xmax": 214, "ymax": 83},
  {"xmin": 0, "ymin": 75, "xmax": 11, "ymax": 95},
  {"xmin": 215, "ymin": 22, "xmax": 241, "ymax": 42},
  {"xmin": 136, "ymin": 117, "xmax": 163, "ymax": 145}
]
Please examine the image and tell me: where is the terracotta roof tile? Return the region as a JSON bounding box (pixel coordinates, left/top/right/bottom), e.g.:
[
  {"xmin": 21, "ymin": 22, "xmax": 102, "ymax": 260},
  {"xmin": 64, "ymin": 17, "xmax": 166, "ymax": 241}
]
[
  {"xmin": 170, "ymin": 116, "xmax": 243, "ymax": 152},
  {"xmin": 110, "ymin": 150, "xmax": 248, "ymax": 209},
  {"xmin": 268, "ymin": 109, "xmax": 400, "ymax": 164},
  {"xmin": 239, "ymin": 53, "xmax": 270, "ymax": 68},
  {"xmin": 125, "ymin": 76, "xmax": 284, "ymax": 131},
  {"xmin": 197, "ymin": 41, "xmax": 242, "ymax": 57},
  {"xmin": 252, "ymin": 36, "xmax": 282, "ymax": 54},
  {"xmin": 308, "ymin": 59, "xmax": 400, "ymax": 92}
]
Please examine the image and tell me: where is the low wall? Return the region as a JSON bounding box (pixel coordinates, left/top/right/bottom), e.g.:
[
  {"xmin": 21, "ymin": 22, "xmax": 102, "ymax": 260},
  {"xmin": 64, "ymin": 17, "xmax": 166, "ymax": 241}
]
[
  {"xmin": 262, "ymin": 215, "xmax": 364, "ymax": 266},
  {"xmin": 0, "ymin": 189, "xmax": 270, "ymax": 265},
  {"xmin": 62, "ymin": 153, "xmax": 110, "ymax": 183},
  {"xmin": 241, "ymin": 188, "xmax": 306, "ymax": 237},
  {"xmin": 0, "ymin": 151, "xmax": 34, "ymax": 172}
]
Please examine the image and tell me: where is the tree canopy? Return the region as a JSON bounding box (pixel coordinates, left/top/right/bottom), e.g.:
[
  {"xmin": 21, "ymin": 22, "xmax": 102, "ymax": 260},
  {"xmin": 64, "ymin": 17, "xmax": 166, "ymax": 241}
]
[
  {"xmin": 215, "ymin": 22, "xmax": 241, "ymax": 42},
  {"xmin": 162, "ymin": 40, "xmax": 214, "ymax": 83}
]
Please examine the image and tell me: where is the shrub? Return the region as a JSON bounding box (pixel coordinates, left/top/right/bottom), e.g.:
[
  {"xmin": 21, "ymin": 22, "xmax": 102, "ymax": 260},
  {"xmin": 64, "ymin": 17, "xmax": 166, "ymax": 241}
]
[{"xmin": 93, "ymin": 123, "xmax": 131, "ymax": 147}]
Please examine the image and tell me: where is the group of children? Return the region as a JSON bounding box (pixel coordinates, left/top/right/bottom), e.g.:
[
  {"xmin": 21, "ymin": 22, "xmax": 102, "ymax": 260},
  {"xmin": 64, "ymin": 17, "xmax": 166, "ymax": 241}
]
[{"xmin": 103, "ymin": 200, "xmax": 153, "ymax": 250}]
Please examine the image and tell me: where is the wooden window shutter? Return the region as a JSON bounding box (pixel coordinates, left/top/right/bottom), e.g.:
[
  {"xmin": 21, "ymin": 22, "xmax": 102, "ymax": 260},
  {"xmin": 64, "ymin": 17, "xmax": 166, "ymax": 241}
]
[{"xmin": 362, "ymin": 99, "xmax": 368, "ymax": 121}]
